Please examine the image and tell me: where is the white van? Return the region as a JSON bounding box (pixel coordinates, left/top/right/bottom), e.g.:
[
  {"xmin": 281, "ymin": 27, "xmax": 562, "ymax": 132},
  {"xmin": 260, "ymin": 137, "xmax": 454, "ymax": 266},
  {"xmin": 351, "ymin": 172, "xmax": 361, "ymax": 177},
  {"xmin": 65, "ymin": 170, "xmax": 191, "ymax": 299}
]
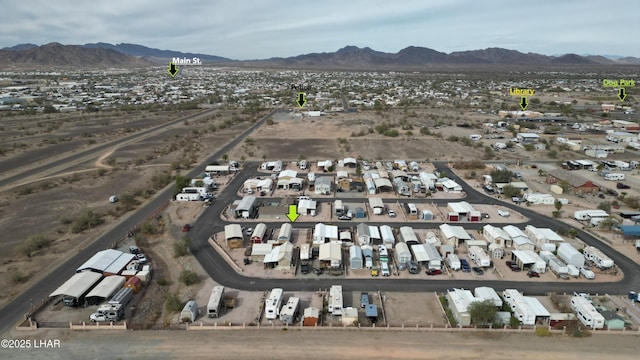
[
  {"xmin": 381, "ymin": 262, "xmax": 390, "ymax": 276},
  {"xmin": 604, "ymin": 173, "xmax": 625, "ymax": 181}
]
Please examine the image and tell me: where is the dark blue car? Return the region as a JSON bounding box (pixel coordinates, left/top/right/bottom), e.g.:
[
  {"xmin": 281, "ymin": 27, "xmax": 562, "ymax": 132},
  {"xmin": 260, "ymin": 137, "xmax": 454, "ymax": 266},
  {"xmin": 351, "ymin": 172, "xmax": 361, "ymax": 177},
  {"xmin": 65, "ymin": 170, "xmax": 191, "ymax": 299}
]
[{"xmin": 460, "ymin": 259, "xmax": 471, "ymax": 272}]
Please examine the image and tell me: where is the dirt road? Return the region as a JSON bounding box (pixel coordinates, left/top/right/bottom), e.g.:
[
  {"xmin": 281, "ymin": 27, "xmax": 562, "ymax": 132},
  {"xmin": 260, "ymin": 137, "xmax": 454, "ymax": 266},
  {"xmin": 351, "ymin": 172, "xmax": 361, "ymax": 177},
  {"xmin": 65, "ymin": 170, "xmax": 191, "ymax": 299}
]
[{"xmin": 4, "ymin": 329, "xmax": 638, "ymax": 360}]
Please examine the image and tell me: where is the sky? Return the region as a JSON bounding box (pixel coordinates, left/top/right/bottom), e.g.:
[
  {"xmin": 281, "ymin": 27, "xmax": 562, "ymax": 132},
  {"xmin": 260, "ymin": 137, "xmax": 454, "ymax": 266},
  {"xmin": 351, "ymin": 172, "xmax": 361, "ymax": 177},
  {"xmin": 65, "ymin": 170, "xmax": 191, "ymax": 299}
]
[{"xmin": 2, "ymin": 0, "xmax": 639, "ymax": 60}]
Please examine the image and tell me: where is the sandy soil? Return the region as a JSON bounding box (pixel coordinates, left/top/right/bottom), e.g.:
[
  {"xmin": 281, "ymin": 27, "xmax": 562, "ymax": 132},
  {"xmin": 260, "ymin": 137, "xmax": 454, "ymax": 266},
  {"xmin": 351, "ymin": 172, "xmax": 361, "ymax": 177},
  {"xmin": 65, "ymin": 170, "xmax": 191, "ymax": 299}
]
[
  {"xmin": 3, "ymin": 328, "xmax": 640, "ymax": 360},
  {"xmin": 0, "ymin": 108, "xmax": 256, "ymax": 308}
]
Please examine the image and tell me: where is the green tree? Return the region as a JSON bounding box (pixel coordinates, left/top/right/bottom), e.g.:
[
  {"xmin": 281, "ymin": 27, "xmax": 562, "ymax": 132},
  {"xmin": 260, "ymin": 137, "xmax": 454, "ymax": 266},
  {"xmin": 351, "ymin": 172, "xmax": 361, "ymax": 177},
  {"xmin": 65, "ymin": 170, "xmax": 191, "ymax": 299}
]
[
  {"xmin": 490, "ymin": 169, "xmax": 513, "ymax": 183},
  {"xmin": 598, "ymin": 216, "xmax": 617, "ymax": 230},
  {"xmin": 175, "ymin": 175, "xmax": 190, "ymax": 195},
  {"xmin": 554, "ymin": 200, "xmax": 563, "ymax": 213},
  {"xmin": 597, "ymin": 201, "xmax": 611, "ymax": 213},
  {"xmin": 119, "ymin": 193, "xmax": 139, "ymax": 212},
  {"xmin": 501, "ymin": 184, "xmax": 521, "ymax": 198},
  {"xmin": 468, "ymin": 299, "xmax": 498, "ymax": 326}
]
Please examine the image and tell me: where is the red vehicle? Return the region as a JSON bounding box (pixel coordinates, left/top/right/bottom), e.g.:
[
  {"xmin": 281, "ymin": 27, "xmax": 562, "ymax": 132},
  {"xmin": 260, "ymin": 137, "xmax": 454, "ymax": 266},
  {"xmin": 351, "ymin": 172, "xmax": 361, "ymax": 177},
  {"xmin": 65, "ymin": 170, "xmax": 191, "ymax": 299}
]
[
  {"xmin": 426, "ymin": 269, "xmax": 442, "ymax": 276},
  {"xmin": 506, "ymin": 260, "xmax": 521, "ymax": 272},
  {"xmin": 527, "ymin": 270, "xmax": 540, "ymax": 278},
  {"xmin": 182, "ymin": 224, "xmax": 192, "ymax": 232}
]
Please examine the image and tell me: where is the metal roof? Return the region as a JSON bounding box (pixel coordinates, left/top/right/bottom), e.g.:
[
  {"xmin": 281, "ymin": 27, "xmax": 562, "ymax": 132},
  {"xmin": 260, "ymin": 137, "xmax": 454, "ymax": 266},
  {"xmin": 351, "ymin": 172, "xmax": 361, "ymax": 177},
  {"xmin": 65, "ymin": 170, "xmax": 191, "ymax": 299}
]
[
  {"xmin": 50, "ymin": 271, "xmax": 102, "ymax": 298},
  {"xmin": 85, "ymin": 275, "xmax": 126, "ymax": 299},
  {"xmin": 76, "ymin": 249, "xmax": 132, "ymax": 274}
]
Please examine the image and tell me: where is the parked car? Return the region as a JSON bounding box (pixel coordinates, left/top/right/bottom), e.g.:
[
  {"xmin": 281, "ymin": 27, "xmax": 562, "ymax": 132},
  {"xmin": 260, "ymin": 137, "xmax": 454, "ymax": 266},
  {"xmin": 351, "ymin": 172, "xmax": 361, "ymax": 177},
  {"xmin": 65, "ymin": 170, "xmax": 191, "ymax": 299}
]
[
  {"xmin": 407, "ymin": 261, "xmax": 419, "ymax": 274},
  {"xmin": 498, "ymin": 209, "xmax": 510, "ymax": 217},
  {"xmin": 370, "ymin": 266, "xmax": 379, "ymax": 277},
  {"xmin": 426, "ymin": 268, "xmax": 442, "ymax": 276},
  {"xmin": 472, "ymin": 267, "xmax": 484, "ymax": 275},
  {"xmin": 483, "ymin": 185, "xmax": 495, "ymax": 194},
  {"xmin": 512, "ymin": 197, "xmax": 523, "ymax": 203},
  {"xmin": 182, "ymin": 224, "xmax": 192, "ymax": 232},
  {"xmin": 381, "ymin": 263, "xmax": 390, "ymax": 276},
  {"xmin": 388, "ymin": 209, "xmax": 397, "ymax": 218},
  {"xmin": 506, "ymin": 260, "xmax": 521, "ymax": 271},
  {"xmin": 135, "ymin": 254, "xmax": 148, "ymax": 264},
  {"xmin": 313, "ymin": 268, "xmax": 323, "ymax": 276},
  {"xmin": 460, "ymin": 259, "xmax": 471, "ymax": 272},
  {"xmin": 527, "ymin": 270, "xmax": 540, "ymax": 278},
  {"xmin": 300, "ymin": 262, "xmax": 310, "ymax": 274},
  {"xmin": 129, "ymin": 245, "xmax": 140, "ymax": 255},
  {"xmin": 245, "ymin": 227, "xmax": 253, "ymax": 236},
  {"xmin": 617, "ymin": 182, "xmax": 630, "ymax": 189},
  {"xmin": 338, "ymin": 215, "xmax": 352, "ymax": 221},
  {"xmin": 606, "ymin": 189, "xmax": 619, "ymax": 196},
  {"xmin": 481, "ymin": 213, "xmax": 490, "ymax": 219}
]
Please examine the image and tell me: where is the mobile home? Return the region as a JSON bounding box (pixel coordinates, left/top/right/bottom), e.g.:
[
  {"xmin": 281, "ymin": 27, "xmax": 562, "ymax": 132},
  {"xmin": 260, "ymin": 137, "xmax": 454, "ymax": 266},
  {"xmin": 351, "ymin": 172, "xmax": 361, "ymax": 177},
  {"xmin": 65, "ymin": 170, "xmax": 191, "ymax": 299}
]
[
  {"xmin": 604, "ymin": 173, "xmax": 625, "ymax": 181},
  {"xmin": 329, "ymin": 285, "xmax": 344, "ymax": 316},
  {"xmin": 265, "ymin": 288, "xmax": 284, "ymax": 320},
  {"xmin": 279, "ymin": 297, "xmax": 300, "ymax": 325},
  {"xmin": 207, "ymin": 286, "xmax": 225, "ymax": 318},
  {"xmin": 571, "ymin": 295, "xmax": 604, "ymax": 329},
  {"xmin": 583, "ymin": 246, "xmax": 614, "ymax": 269},
  {"xmin": 180, "ymin": 300, "xmax": 199, "ymax": 323}
]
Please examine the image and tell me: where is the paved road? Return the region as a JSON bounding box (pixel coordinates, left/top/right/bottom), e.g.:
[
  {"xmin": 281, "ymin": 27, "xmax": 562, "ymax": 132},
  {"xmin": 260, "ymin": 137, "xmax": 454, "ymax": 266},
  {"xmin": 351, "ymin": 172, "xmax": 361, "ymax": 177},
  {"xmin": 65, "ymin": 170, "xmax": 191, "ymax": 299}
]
[
  {"xmin": 0, "ymin": 109, "xmax": 278, "ymax": 334},
  {"xmin": 2, "ymin": 108, "xmax": 639, "ymax": 334},
  {"xmin": 0, "ymin": 108, "xmax": 221, "ymax": 189},
  {"xmin": 189, "ymin": 160, "xmax": 640, "ymax": 295}
]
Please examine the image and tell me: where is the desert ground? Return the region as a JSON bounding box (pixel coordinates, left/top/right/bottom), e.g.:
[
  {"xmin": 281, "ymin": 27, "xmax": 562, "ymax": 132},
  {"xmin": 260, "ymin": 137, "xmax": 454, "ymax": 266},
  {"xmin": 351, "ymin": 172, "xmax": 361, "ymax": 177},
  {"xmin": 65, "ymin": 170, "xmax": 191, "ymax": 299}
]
[{"xmin": 3, "ymin": 328, "xmax": 640, "ymax": 360}]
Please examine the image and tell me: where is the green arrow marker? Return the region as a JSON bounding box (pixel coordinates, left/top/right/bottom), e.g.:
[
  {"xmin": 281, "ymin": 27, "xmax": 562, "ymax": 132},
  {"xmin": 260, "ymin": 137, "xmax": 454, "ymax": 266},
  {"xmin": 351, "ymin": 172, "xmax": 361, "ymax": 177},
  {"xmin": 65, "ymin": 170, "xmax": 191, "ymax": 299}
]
[
  {"xmin": 296, "ymin": 92, "xmax": 306, "ymax": 108},
  {"xmin": 286, "ymin": 205, "xmax": 300, "ymax": 222},
  {"xmin": 519, "ymin": 96, "xmax": 529, "ymax": 111},
  {"xmin": 618, "ymin": 88, "xmax": 627, "ymax": 102},
  {"xmin": 167, "ymin": 62, "xmax": 179, "ymax": 77}
]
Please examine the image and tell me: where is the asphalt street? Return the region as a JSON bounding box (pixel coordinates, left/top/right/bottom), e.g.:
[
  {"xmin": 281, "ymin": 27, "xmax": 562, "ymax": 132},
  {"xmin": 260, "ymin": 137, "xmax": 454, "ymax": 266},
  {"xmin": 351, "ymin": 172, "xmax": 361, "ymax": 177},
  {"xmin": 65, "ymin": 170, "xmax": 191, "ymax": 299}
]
[
  {"xmin": 0, "ymin": 109, "xmax": 277, "ymax": 334},
  {"xmin": 0, "ymin": 107, "xmax": 221, "ymax": 188},
  {"xmin": 189, "ymin": 160, "xmax": 640, "ymax": 295},
  {"xmin": 2, "ymin": 109, "xmax": 639, "ymax": 334}
]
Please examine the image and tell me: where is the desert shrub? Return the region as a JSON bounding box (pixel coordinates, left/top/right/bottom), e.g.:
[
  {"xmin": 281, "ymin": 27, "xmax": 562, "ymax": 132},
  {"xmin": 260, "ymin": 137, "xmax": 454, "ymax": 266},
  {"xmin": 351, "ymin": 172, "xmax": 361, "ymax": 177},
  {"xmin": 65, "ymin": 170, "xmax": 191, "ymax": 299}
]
[
  {"xmin": 173, "ymin": 236, "xmax": 191, "ymax": 258},
  {"xmin": 140, "ymin": 221, "xmax": 159, "ymax": 235},
  {"xmin": 71, "ymin": 209, "xmax": 103, "ymax": 233},
  {"xmin": 164, "ymin": 292, "xmax": 183, "ymax": 312},
  {"xmin": 9, "ymin": 269, "xmax": 29, "ymax": 284},
  {"xmin": 15, "ymin": 234, "xmax": 51, "ymax": 258},
  {"xmin": 535, "ymin": 326, "xmax": 552, "ymax": 337},
  {"xmin": 179, "ymin": 270, "xmax": 199, "ymax": 286}
]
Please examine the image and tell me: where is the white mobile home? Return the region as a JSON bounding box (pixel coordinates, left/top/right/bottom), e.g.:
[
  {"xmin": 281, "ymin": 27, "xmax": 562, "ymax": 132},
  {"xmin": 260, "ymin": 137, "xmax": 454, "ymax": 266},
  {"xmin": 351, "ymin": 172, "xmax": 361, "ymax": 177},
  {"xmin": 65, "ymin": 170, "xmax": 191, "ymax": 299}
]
[
  {"xmin": 571, "ymin": 295, "xmax": 604, "ymax": 329},
  {"xmin": 207, "ymin": 286, "xmax": 225, "ymax": 318},
  {"xmin": 447, "ymin": 254, "xmax": 461, "ymax": 271},
  {"xmin": 583, "ymin": 246, "xmax": 614, "ymax": 269},
  {"xmin": 300, "ymin": 243, "xmax": 310, "ymax": 261},
  {"xmin": 277, "ymin": 223, "xmax": 292, "ymax": 243},
  {"xmin": 468, "ymin": 246, "xmax": 491, "ymax": 267},
  {"xmin": 399, "ymin": 226, "xmax": 419, "ymax": 246},
  {"xmin": 573, "ymin": 210, "xmax": 609, "ymax": 221},
  {"xmin": 265, "ymin": 288, "xmax": 284, "ymax": 320},
  {"xmin": 369, "ymin": 197, "xmax": 385, "ymax": 215},
  {"xmin": 502, "ymin": 290, "xmax": 535, "ymax": 326},
  {"xmin": 176, "ymin": 192, "xmax": 202, "ymax": 201},
  {"xmin": 329, "ymin": 285, "xmax": 344, "ymax": 316},
  {"xmin": 279, "ymin": 297, "xmax": 300, "ymax": 325},
  {"xmin": 379, "ymin": 225, "xmax": 395, "ymax": 246},
  {"xmin": 180, "ymin": 300, "xmax": 199, "ymax": 323},
  {"xmin": 349, "ymin": 245, "xmax": 363, "ymax": 270},
  {"xmin": 395, "ymin": 242, "xmax": 412, "ymax": 264}
]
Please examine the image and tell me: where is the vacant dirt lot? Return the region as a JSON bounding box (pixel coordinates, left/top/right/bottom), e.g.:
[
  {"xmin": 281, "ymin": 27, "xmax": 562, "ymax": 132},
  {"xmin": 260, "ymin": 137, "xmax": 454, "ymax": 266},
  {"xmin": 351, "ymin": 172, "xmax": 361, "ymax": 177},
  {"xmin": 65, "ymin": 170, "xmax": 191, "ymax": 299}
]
[
  {"xmin": 4, "ymin": 328, "xmax": 640, "ymax": 360},
  {"xmin": 0, "ymin": 108, "xmax": 260, "ymax": 307}
]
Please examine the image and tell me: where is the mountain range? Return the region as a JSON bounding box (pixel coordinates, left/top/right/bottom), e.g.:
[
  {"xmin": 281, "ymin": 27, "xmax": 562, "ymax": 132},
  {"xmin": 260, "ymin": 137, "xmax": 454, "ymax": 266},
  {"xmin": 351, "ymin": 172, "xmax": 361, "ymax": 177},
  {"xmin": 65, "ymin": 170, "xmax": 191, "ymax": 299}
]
[{"xmin": 2, "ymin": 42, "xmax": 640, "ymax": 69}]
